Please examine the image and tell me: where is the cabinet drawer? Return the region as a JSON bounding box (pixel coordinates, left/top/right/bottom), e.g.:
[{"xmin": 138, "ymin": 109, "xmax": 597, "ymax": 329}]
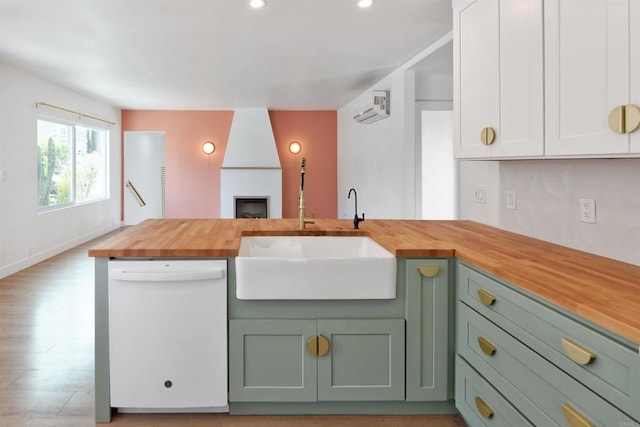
[
  {"xmin": 457, "ymin": 262, "xmax": 640, "ymax": 420},
  {"xmin": 455, "ymin": 356, "xmax": 534, "ymax": 427},
  {"xmin": 458, "ymin": 303, "xmax": 636, "ymax": 425}
]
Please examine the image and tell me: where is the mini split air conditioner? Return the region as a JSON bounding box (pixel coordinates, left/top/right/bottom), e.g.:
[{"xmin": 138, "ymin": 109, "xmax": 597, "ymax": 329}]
[{"xmin": 353, "ymin": 91, "xmax": 389, "ymax": 124}]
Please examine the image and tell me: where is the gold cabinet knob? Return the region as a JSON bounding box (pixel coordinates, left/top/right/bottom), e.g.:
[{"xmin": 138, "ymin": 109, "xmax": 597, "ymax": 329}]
[
  {"xmin": 306, "ymin": 335, "xmax": 319, "ymax": 356},
  {"xmin": 306, "ymin": 335, "xmax": 330, "ymax": 357},
  {"xmin": 418, "ymin": 266, "xmax": 440, "ymax": 278},
  {"xmin": 474, "ymin": 396, "xmax": 494, "ymax": 419},
  {"xmin": 477, "ymin": 336, "xmax": 497, "ymax": 356},
  {"xmin": 317, "ymin": 335, "xmax": 330, "ymax": 357},
  {"xmin": 477, "ymin": 288, "xmax": 496, "ymax": 306},
  {"xmin": 609, "ymin": 104, "xmax": 640, "ymax": 134},
  {"xmin": 561, "ymin": 338, "xmax": 596, "ymax": 365},
  {"xmin": 561, "ymin": 403, "xmax": 595, "ymax": 427},
  {"xmin": 480, "ymin": 127, "xmax": 496, "ymax": 145}
]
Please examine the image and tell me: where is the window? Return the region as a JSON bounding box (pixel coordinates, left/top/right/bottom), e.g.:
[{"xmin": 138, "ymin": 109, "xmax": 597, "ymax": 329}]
[{"xmin": 37, "ymin": 119, "xmax": 108, "ymax": 209}]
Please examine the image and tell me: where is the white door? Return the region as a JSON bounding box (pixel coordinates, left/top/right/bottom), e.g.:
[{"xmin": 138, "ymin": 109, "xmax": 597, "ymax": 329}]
[{"xmin": 124, "ymin": 131, "xmax": 165, "ymax": 226}]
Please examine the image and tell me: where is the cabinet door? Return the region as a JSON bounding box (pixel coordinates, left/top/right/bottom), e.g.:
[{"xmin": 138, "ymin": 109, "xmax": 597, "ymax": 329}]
[
  {"xmin": 454, "ymin": 0, "xmax": 499, "ymax": 158},
  {"xmin": 317, "ymin": 319, "xmax": 405, "ymax": 401},
  {"xmin": 545, "ymin": 0, "xmax": 631, "ymax": 155},
  {"xmin": 405, "ymin": 259, "xmax": 450, "ymax": 401},
  {"xmin": 631, "ymin": 0, "xmax": 640, "ymax": 153},
  {"xmin": 491, "ymin": 0, "xmax": 543, "ymax": 158},
  {"xmin": 229, "ymin": 319, "xmax": 317, "ymax": 402}
]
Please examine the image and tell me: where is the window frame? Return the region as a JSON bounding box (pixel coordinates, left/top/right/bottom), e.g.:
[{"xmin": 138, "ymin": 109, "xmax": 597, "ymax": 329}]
[{"xmin": 36, "ymin": 115, "xmax": 110, "ymax": 212}]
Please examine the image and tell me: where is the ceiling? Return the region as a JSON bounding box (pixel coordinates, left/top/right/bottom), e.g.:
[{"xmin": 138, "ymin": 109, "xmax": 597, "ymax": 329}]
[{"xmin": 0, "ymin": 0, "xmax": 453, "ymax": 110}]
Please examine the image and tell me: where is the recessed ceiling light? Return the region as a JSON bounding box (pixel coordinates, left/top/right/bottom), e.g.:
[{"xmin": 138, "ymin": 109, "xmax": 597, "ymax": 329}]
[
  {"xmin": 250, "ymin": 0, "xmax": 266, "ymax": 8},
  {"xmin": 358, "ymin": 0, "xmax": 374, "ymax": 8}
]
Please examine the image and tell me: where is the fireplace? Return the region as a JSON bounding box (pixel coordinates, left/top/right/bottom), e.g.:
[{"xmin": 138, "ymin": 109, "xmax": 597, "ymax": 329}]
[{"xmin": 235, "ymin": 197, "xmax": 269, "ymax": 219}]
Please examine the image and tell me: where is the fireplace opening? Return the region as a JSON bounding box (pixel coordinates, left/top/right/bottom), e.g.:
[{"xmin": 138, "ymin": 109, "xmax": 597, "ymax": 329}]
[{"xmin": 235, "ymin": 197, "xmax": 269, "ymax": 218}]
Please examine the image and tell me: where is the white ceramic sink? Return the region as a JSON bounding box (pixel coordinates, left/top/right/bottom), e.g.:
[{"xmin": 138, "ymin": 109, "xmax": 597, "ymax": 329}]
[{"xmin": 235, "ymin": 236, "xmax": 396, "ymax": 300}]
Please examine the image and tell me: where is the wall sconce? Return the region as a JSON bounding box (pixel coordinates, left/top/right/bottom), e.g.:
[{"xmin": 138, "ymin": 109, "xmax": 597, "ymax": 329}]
[
  {"xmin": 289, "ymin": 141, "xmax": 302, "ymax": 154},
  {"xmin": 202, "ymin": 141, "xmax": 215, "ymax": 155}
]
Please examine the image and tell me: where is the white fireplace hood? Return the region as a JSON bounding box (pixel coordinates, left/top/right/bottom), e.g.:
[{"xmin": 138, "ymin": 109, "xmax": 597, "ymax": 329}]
[
  {"xmin": 220, "ymin": 108, "xmax": 283, "ymax": 218},
  {"xmin": 222, "ymin": 108, "xmax": 281, "ymax": 169}
]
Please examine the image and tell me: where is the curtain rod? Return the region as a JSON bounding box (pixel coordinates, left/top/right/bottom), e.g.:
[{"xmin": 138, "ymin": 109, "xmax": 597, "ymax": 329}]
[{"xmin": 36, "ymin": 101, "xmax": 116, "ymax": 126}]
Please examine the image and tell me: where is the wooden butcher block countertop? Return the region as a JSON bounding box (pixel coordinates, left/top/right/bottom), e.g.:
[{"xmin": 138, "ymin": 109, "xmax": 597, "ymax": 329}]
[{"xmin": 89, "ymin": 218, "xmax": 640, "ymax": 347}]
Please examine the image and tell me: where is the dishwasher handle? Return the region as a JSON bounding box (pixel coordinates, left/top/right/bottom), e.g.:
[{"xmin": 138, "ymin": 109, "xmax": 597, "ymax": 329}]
[{"xmin": 110, "ymin": 269, "xmax": 225, "ymax": 282}]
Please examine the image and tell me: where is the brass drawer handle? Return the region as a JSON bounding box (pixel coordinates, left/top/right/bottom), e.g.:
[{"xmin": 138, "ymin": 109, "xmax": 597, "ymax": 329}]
[
  {"xmin": 561, "ymin": 403, "xmax": 595, "ymax": 427},
  {"xmin": 561, "ymin": 338, "xmax": 596, "ymax": 365},
  {"xmin": 477, "ymin": 336, "xmax": 496, "ymax": 356},
  {"xmin": 609, "ymin": 104, "xmax": 640, "ymax": 134},
  {"xmin": 317, "ymin": 335, "xmax": 330, "ymax": 357},
  {"xmin": 306, "ymin": 335, "xmax": 319, "ymax": 356},
  {"xmin": 418, "ymin": 266, "xmax": 440, "ymax": 278},
  {"xmin": 480, "ymin": 127, "xmax": 496, "ymax": 145},
  {"xmin": 307, "ymin": 335, "xmax": 330, "ymax": 357},
  {"xmin": 477, "ymin": 288, "xmax": 496, "ymax": 306},
  {"xmin": 474, "ymin": 396, "xmax": 494, "ymax": 419}
]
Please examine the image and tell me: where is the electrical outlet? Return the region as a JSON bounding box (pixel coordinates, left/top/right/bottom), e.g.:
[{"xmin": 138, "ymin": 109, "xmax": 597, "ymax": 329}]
[
  {"xmin": 474, "ymin": 186, "xmax": 486, "ymax": 204},
  {"xmin": 506, "ymin": 190, "xmax": 516, "ymax": 210},
  {"xmin": 579, "ymin": 197, "xmax": 596, "ymax": 224}
]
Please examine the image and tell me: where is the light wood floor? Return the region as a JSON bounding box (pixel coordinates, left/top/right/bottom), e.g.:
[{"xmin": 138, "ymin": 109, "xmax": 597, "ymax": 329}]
[{"xmin": 0, "ymin": 232, "xmax": 467, "ymax": 427}]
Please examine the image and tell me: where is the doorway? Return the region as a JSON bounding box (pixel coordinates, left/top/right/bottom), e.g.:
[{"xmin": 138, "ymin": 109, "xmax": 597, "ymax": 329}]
[{"xmin": 123, "ymin": 131, "xmax": 166, "ymax": 225}]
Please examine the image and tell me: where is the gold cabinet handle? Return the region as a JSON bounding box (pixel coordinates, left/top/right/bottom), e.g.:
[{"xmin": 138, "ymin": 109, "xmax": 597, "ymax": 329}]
[
  {"xmin": 317, "ymin": 335, "xmax": 330, "ymax": 357},
  {"xmin": 609, "ymin": 104, "xmax": 640, "ymax": 134},
  {"xmin": 306, "ymin": 335, "xmax": 330, "ymax": 357},
  {"xmin": 561, "ymin": 338, "xmax": 596, "ymax": 365},
  {"xmin": 561, "ymin": 403, "xmax": 595, "ymax": 427},
  {"xmin": 480, "ymin": 127, "xmax": 496, "ymax": 145},
  {"xmin": 474, "ymin": 396, "xmax": 494, "ymax": 419},
  {"xmin": 625, "ymin": 104, "xmax": 640, "ymax": 133},
  {"xmin": 477, "ymin": 336, "xmax": 496, "ymax": 356},
  {"xmin": 477, "ymin": 288, "xmax": 496, "ymax": 306},
  {"xmin": 306, "ymin": 335, "xmax": 319, "ymax": 356},
  {"xmin": 418, "ymin": 266, "xmax": 440, "ymax": 278}
]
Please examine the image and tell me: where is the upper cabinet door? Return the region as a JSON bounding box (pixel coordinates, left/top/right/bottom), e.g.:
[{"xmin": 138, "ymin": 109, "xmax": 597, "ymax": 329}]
[
  {"xmin": 455, "ymin": 0, "xmax": 500, "ymax": 158},
  {"xmin": 454, "ymin": 0, "xmax": 543, "ymax": 159},
  {"xmin": 492, "ymin": 0, "xmax": 543, "ymax": 157},
  {"xmin": 630, "ymin": 0, "xmax": 640, "ymax": 153},
  {"xmin": 545, "ymin": 0, "xmax": 631, "ymax": 155}
]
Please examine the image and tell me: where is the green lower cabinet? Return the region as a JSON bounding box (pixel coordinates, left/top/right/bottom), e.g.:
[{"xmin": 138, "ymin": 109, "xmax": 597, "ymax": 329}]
[
  {"xmin": 229, "ymin": 319, "xmax": 317, "ymax": 402},
  {"xmin": 229, "ymin": 318, "xmax": 405, "ymax": 403},
  {"xmin": 405, "ymin": 259, "xmax": 451, "ymax": 401},
  {"xmin": 317, "ymin": 319, "xmax": 405, "ymax": 401}
]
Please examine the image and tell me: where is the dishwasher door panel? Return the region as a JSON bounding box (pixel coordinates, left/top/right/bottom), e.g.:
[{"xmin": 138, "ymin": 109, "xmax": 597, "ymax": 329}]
[{"xmin": 108, "ymin": 260, "xmax": 227, "ymax": 409}]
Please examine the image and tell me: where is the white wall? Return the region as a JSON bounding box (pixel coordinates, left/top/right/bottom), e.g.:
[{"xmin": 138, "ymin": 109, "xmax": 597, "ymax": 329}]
[
  {"xmin": 337, "ymin": 33, "xmax": 453, "ymax": 220},
  {"xmin": 0, "ymin": 63, "xmax": 121, "ymax": 278},
  {"xmin": 460, "ymin": 159, "xmax": 640, "ymax": 266}
]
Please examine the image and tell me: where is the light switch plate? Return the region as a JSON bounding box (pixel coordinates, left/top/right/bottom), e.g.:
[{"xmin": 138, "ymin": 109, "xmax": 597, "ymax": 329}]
[
  {"xmin": 506, "ymin": 190, "xmax": 516, "ymax": 210},
  {"xmin": 474, "ymin": 187, "xmax": 486, "ymax": 204}
]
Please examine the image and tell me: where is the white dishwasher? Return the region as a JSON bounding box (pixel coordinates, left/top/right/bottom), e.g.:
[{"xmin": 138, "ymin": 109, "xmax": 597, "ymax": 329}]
[{"xmin": 108, "ymin": 259, "xmax": 227, "ymax": 411}]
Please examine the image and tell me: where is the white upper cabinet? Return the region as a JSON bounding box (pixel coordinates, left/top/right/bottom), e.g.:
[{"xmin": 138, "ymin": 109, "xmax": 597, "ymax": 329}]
[
  {"xmin": 631, "ymin": 0, "xmax": 640, "ymax": 153},
  {"xmin": 545, "ymin": 0, "xmax": 638, "ymax": 156},
  {"xmin": 454, "ymin": 0, "xmax": 544, "ymax": 159}
]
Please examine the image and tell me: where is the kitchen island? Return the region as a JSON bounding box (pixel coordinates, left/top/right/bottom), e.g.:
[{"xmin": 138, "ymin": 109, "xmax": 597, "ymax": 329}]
[{"xmin": 90, "ymin": 219, "xmax": 640, "ymax": 424}]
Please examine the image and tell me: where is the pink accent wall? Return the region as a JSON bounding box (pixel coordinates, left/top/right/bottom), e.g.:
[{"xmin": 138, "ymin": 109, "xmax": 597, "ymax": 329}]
[{"xmin": 121, "ymin": 110, "xmax": 337, "ymax": 219}]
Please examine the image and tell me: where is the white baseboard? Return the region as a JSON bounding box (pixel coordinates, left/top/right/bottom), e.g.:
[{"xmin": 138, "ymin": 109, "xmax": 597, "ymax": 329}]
[{"xmin": 0, "ymin": 224, "xmax": 122, "ymax": 279}]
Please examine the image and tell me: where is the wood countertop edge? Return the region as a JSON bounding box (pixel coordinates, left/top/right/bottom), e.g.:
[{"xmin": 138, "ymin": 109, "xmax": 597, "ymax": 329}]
[{"xmin": 87, "ymin": 219, "xmax": 640, "ymax": 348}]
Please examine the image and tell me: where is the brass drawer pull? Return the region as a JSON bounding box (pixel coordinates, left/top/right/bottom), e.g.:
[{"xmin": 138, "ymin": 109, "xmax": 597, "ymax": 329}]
[
  {"xmin": 306, "ymin": 335, "xmax": 319, "ymax": 356},
  {"xmin": 317, "ymin": 335, "xmax": 330, "ymax": 357},
  {"xmin": 418, "ymin": 266, "xmax": 440, "ymax": 278},
  {"xmin": 480, "ymin": 127, "xmax": 496, "ymax": 145},
  {"xmin": 561, "ymin": 403, "xmax": 595, "ymax": 427},
  {"xmin": 477, "ymin": 288, "xmax": 496, "ymax": 306},
  {"xmin": 609, "ymin": 104, "xmax": 640, "ymax": 134},
  {"xmin": 306, "ymin": 335, "xmax": 330, "ymax": 357},
  {"xmin": 474, "ymin": 396, "xmax": 494, "ymax": 419},
  {"xmin": 561, "ymin": 338, "xmax": 596, "ymax": 365},
  {"xmin": 477, "ymin": 336, "xmax": 496, "ymax": 356}
]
